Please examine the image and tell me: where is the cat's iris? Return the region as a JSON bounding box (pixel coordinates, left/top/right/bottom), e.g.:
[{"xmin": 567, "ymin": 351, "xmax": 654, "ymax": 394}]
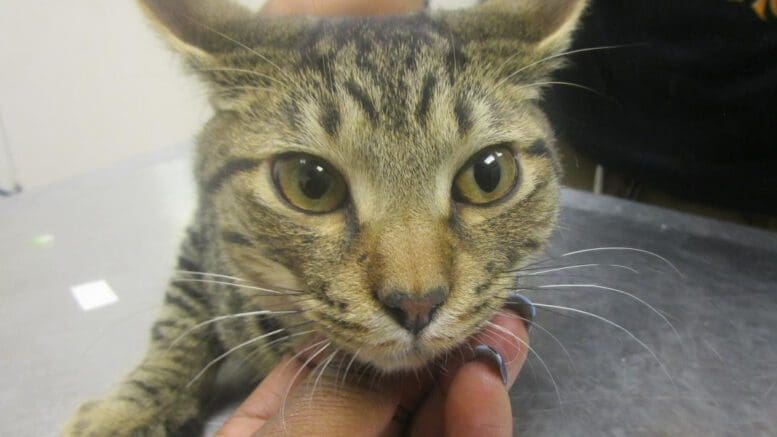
[
  {"xmin": 272, "ymin": 154, "xmax": 347, "ymax": 213},
  {"xmin": 453, "ymin": 145, "xmax": 519, "ymax": 205}
]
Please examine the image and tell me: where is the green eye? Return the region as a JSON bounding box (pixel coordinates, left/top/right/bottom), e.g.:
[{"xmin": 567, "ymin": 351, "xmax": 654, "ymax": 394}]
[
  {"xmin": 453, "ymin": 145, "xmax": 519, "ymax": 205},
  {"xmin": 272, "ymin": 154, "xmax": 348, "ymax": 213}
]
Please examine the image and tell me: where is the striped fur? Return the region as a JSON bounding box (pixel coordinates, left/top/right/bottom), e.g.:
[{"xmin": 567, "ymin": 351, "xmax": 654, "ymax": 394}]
[{"xmin": 64, "ymin": 0, "xmax": 586, "ymax": 435}]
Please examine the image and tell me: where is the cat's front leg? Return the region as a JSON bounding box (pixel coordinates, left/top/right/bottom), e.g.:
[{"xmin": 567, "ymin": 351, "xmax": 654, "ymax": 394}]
[{"xmin": 64, "ymin": 282, "xmax": 221, "ymax": 437}]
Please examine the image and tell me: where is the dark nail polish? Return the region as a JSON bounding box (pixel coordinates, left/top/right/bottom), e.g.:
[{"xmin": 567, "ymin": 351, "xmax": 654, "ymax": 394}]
[
  {"xmin": 505, "ymin": 292, "xmax": 536, "ymax": 331},
  {"xmin": 472, "ymin": 344, "xmax": 508, "ymax": 386}
]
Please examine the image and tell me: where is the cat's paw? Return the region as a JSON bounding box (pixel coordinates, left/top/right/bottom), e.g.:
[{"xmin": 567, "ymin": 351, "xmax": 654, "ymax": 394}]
[{"xmin": 63, "ymin": 399, "xmax": 199, "ymax": 437}]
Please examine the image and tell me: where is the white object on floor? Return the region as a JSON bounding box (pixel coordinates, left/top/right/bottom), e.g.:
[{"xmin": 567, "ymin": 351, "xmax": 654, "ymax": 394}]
[{"xmin": 70, "ymin": 280, "xmax": 119, "ymax": 311}]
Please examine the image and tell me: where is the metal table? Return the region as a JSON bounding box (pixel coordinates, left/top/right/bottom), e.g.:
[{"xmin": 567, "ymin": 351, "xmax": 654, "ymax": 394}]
[{"xmin": 1, "ymin": 145, "xmax": 775, "ymax": 436}]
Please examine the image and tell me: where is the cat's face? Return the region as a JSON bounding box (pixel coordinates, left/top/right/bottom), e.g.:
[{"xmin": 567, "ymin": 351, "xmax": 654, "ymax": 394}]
[{"xmin": 141, "ymin": 0, "xmax": 586, "ymax": 371}]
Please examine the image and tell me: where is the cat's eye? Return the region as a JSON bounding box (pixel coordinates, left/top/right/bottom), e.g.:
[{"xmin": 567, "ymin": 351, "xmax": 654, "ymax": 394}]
[
  {"xmin": 272, "ymin": 154, "xmax": 348, "ymax": 213},
  {"xmin": 453, "ymin": 145, "xmax": 519, "ymax": 205}
]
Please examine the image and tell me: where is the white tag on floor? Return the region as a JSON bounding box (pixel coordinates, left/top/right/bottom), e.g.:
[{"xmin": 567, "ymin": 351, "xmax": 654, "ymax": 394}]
[{"xmin": 71, "ymin": 280, "xmax": 119, "ymax": 311}]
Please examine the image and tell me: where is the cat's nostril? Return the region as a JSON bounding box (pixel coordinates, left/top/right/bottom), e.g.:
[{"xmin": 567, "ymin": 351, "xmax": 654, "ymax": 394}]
[{"xmin": 379, "ymin": 287, "xmax": 447, "ymax": 335}]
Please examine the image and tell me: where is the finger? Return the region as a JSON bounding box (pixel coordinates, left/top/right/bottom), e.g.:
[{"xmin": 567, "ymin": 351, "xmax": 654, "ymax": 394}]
[
  {"xmin": 253, "ymin": 371, "xmax": 402, "ymax": 437},
  {"xmin": 217, "ymin": 356, "xmax": 310, "ymax": 436},
  {"xmin": 409, "ymin": 310, "xmax": 529, "ymax": 436},
  {"xmin": 252, "ymin": 365, "xmax": 436, "ymax": 436},
  {"xmin": 445, "ymin": 311, "xmax": 529, "ymax": 436},
  {"xmin": 439, "ymin": 310, "xmax": 530, "ymax": 394},
  {"xmin": 260, "ymin": 0, "xmax": 424, "ymax": 17},
  {"xmin": 408, "ymin": 384, "xmax": 445, "ymax": 437},
  {"xmin": 468, "ymin": 310, "xmax": 530, "ymax": 387},
  {"xmin": 444, "ymin": 359, "xmax": 514, "ymax": 437}
]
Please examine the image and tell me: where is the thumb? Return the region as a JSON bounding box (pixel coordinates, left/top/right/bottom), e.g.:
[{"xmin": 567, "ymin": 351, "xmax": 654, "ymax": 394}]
[
  {"xmin": 220, "ymin": 346, "xmax": 436, "ymax": 437},
  {"xmin": 254, "ymin": 360, "xmax": 407, "ymax": 437}
]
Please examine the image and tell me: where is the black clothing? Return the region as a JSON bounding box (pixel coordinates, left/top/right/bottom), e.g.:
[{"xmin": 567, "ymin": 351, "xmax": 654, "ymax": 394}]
[{"xmin": 544, "ymin": 0, "xmax": 777, "ymax": 214}]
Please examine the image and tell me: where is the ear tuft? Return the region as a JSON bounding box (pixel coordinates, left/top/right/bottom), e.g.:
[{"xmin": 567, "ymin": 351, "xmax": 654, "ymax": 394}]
[
  {"xmin": 440, "ymin": 0, "xmax": 588, "ymax": 50},
  {"xmin": 137, "ymin": 0, "xmax": 252, "ymax": 60}
]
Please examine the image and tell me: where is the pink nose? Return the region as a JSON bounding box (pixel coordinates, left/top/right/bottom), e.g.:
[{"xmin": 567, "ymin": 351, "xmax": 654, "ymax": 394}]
[{"xmin": 379, "ymin": 287, "xmax": 447, "ymax": 335}]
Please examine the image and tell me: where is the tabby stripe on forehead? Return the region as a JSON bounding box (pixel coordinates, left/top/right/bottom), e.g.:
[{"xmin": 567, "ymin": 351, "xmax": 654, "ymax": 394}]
[
  {"xmin": 319, "ymin": 100, "xmax": 341, "ymax": 137},
  {"xmin": 454, "ymin": 98, "xmax": 473, "ymax": 136},
  {"xmin": 206, "ymin": 158, "xmax": 261, "ymax": 193},
  {"xmin": 416, "ymin": 74, "xmax": 437, "ymax": 125},
  {"xmin": 344, "ymin": 80, "xmax": 378, "ymax": 123}
]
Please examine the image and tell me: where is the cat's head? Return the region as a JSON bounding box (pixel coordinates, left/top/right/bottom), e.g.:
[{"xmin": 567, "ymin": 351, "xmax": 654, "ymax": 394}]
[{"xmin": 141, "ymin": 0, "xmax": 586, "ymax": 371}]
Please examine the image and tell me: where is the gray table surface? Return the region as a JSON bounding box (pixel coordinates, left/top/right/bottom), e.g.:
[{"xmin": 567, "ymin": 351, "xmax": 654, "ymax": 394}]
[{"xmin": 1, "ymin": 145, "xmax": 775, "ymax": 436}]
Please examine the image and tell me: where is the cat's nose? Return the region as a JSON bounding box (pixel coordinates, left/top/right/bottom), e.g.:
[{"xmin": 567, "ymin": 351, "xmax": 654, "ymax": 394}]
[{"xmin": 379, "ymin": 286, "xmax": 447, "ymax": 335}]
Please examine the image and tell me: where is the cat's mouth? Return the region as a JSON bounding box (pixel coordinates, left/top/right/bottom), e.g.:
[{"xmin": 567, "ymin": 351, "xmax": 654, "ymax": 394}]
[{"xmin": 293, "ymin": 304, "xmax": 528, "ymax": 373}]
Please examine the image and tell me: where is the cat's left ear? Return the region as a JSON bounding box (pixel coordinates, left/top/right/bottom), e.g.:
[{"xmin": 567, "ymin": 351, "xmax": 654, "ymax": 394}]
[
  {"xmin": 437, "ymin": 0, "xmax": 588, "ymax": 81},
  {"xmin": 439, "ymin": 0, "xmax": 588, "ymax": 50}
]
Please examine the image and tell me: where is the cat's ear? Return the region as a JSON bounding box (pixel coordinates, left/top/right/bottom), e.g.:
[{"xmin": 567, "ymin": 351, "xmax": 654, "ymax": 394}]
[
  {"xmin": 440, "ymin": 0, "xmax": 588, "ymax": 51},
  {"xmin": 138, "ymin": 0, "xmax": 310, "ymax": 110},
  {"xmin": 137, "ymin": 0, "xmax": 253, "ymax": 62}
]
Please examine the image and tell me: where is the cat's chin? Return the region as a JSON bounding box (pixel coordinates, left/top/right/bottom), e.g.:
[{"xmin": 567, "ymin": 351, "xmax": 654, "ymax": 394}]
[
  {"xmin": 351, "ymin": 337, "xmax": 466, "ymax": 373},
  {"xmin": 361, "ymin": 349, "xmax": 437, "ymax": 372}
]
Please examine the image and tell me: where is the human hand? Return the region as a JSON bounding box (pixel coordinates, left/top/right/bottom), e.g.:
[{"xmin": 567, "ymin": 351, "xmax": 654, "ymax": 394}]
[
  {"xmin": 260, "ymin": 0, "xmax": 425, "ymax": 17},
  {"xmin": 217, "ymin": 309, "xmax": 530, "ymax": 437}
]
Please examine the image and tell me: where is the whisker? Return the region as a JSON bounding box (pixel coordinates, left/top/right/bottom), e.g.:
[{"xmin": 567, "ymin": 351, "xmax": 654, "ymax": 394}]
[
  {"xmin": 485, "ymin": 321, "xmax": 563, "ymax": 408},
  {"xmin": 494, "ymin": 308, "xmax": 578, "ymax": 373},
  {"xmin": 330, "ymin": 353, "xmax": 348, "ymax": 390},
  {"xmin": 171, "ymin": 277, "xmax": 302, "ymax": 295},
  {"xmin": 340, "ymin": 348, "xmax": 361, "ymax": 392},
  {"xmin": 175, "ymin": 270, "xmax": 250, "ymax": 283},
  {"xmin": 531, "ymin": 284, "xmax": 680, "ymax": 339},
  {"xmin": 185, "ymin": 16, "xmax": 300, "ymax": 88},
  {"xmin": 513, "ymin": 80, "xmax": 605, "ymax": 97},
  {"xmin": 186, "ymin": 328, "xmax": 286, "ymax": 388},
  {"xmin": 496, "ymin": 44, "xmax": 643, "ymax": 87},
  {"xmin": 267, "ymin": 327, "xmax": 316, "ymax": 350},
  {"xmin": 281, "ymin": 341, "xmax": 331, "ymax": 432},
  {"xmin": 309, "ymin": 349, "xmax": 339, "ymax": 404},
  {"xmin": 560, "ymin": 247, "xmax": 684, "ymax": 278},
  {"xmin": 234, "ymin": 326, "xmax": 317, "ymax": 369},
  {"xmin": 216, "ymin": 85, "xmax": 275, "ymax": 94},
  {"xmin": 533, "ymin": 303, "xmax": 674, "ymax": 385},
  {"xmin": 517, "ymin": 263, "xmax": 640, "ymax": 276},
  {"xmin": 476, "ymin": 329, "xmax": 515, "ymax": 361},
  {"xmin": 169, "ymin": 309, "xmax": 299, "ymax": 349},
  {"xmin": 191, "ymin": 67, "xmax": 287, "ymax": 86}
]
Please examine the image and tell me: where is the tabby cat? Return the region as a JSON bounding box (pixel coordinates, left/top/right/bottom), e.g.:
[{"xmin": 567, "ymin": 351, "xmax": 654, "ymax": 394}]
[{"xmin": 64, "ymin": 0, "xmax": 587, "ymax": 434}]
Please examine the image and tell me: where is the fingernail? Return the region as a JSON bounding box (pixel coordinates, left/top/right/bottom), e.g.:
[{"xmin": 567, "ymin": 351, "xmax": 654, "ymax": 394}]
[
  {"xmin": 505, "ymin": 292, "xmax": 536, "ymax": 331},
  {"xmin": 472, "ymin": 344, "xmax": 508, "ymax": 386}
]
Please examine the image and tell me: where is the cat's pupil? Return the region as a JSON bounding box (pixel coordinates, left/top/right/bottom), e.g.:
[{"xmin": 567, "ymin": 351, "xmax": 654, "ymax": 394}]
[
  {"xmin": 474, "ymin": 152, "xmax": 502, "ymax": 193},
  {"xmin": 298, "ymin": 159, "xmax": 331, "ymax": 199}
]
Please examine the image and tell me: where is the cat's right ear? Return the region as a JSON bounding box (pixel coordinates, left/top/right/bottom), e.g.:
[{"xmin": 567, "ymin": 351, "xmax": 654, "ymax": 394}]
[
  {"xmin": 138, "ymin": 0, "xmax": 311, "ymax": 110},
  {"xmin": 137, "ymin": 0, "xmax": 252, "ymax": 63}
]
